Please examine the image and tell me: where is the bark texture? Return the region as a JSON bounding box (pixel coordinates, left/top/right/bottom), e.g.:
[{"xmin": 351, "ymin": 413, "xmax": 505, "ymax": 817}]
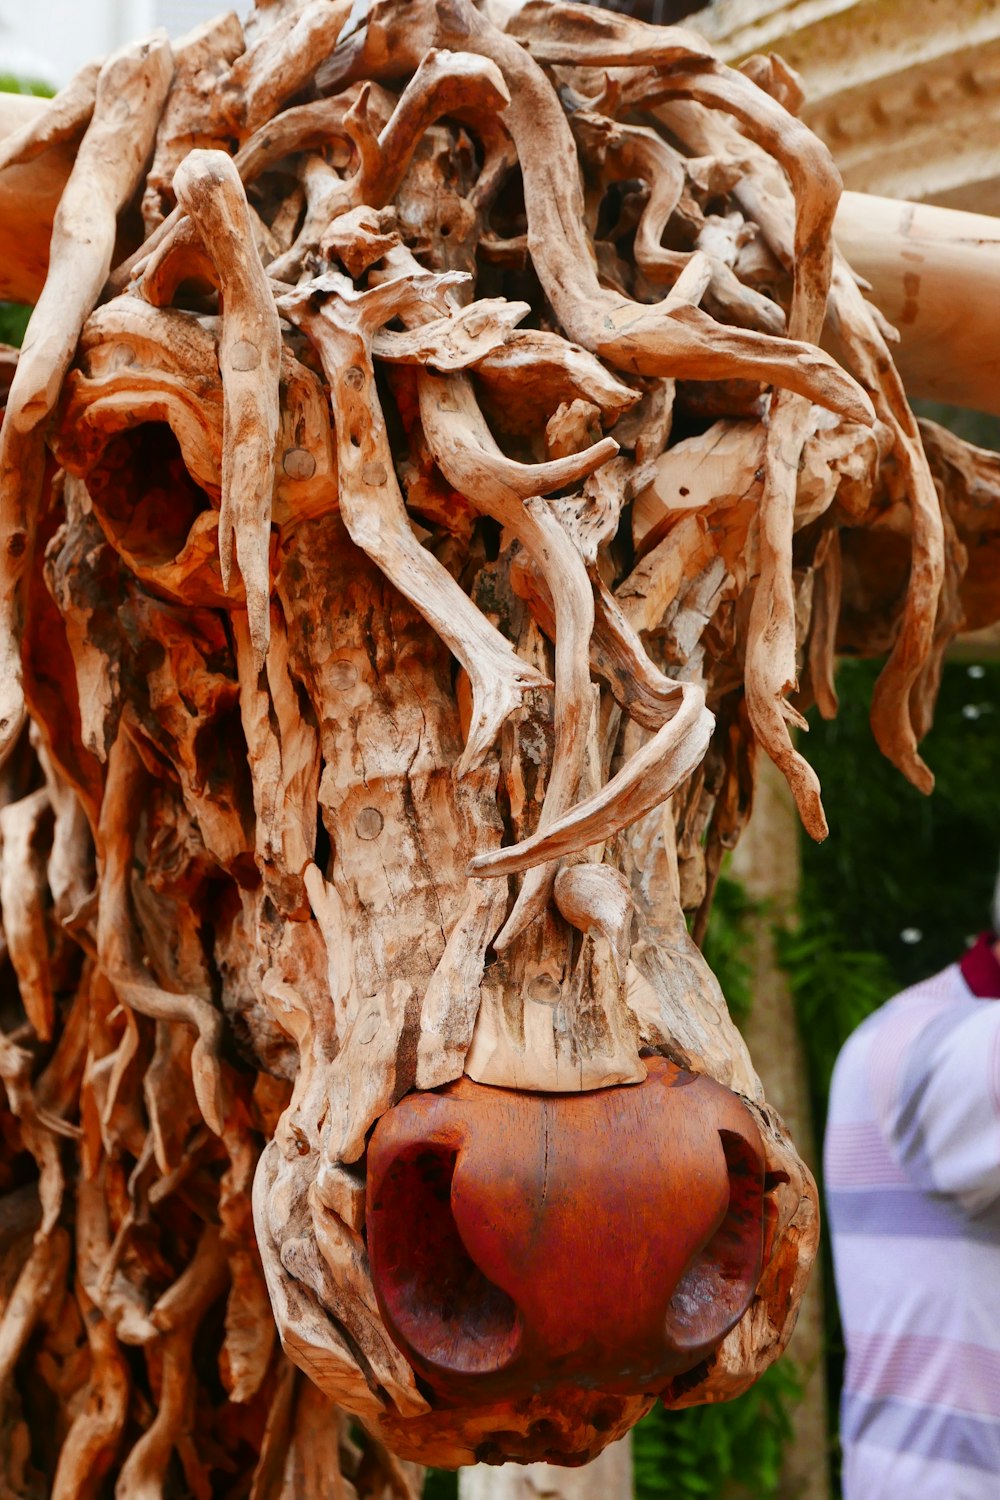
[{"xmin": 0, "ymin": 0, "xmax": 997, "ymax": 1491}]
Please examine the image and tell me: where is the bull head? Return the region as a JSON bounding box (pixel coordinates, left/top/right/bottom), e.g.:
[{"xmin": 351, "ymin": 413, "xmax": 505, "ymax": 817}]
[{"xmin": 1, "ymin": 0, "xmax": 998, "ymax": 1483}]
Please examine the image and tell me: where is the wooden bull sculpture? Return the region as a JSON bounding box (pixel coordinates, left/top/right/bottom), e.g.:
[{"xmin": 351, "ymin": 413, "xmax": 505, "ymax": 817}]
[{"xmin": 0, "ymin": 0, "xmax": 999, "ymax": 1492}]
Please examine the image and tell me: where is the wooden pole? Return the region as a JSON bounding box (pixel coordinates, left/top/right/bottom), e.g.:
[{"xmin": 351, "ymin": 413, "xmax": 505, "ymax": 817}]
[
  {"xmin": 730, "ymin": 759, "xmax": 830, "ymax": 1500},
  {"xmin": 458, "ymin": 1437, "xmax": 632, "ymax": 1500}
]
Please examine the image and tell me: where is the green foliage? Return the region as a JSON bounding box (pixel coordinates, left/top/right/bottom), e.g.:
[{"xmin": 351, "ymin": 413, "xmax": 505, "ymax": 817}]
[
  {"xmin": 0, "ymin": 302, "xmax": 31, "ymax": 347},
  {"xmin": 776, "ymin": 926, "xmax": 895, "ymax": 1118},
  {"xmin": 422, "ymin": 1469, "xmax": 457, "ymax": 1500},
  {"xmin": 0, "ymin": 74, "xmax": 52, "ymax": 97},
  {"xmin": 796, "ymin": 657, "xmax": 1000, "ymax": 999},
  {"xmin": 701, "ymin": 872, "xmax": 758, "ymax": 1028},
  {"xmin": 633, "ymin": 1361, "xmax": 802, "ymax": 1500}
]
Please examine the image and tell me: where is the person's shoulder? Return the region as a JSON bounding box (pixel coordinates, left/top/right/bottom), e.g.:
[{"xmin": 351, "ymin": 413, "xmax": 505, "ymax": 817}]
[
  {"xmin": 884, "ymin": 961, "xmax": 969, "ymax": 1012},
  {"xmin": 831, "ymin": 963, "xmax": 967, "ymax": 1074}
]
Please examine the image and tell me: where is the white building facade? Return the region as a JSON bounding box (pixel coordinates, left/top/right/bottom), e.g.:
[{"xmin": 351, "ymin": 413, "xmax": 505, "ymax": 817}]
[{"xmin": 0, "ymin": 0, "xmax": 225, "ymax": 87}]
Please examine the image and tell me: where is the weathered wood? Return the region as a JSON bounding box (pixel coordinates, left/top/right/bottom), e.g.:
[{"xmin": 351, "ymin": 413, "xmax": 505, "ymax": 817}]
[
  {"xmin": 0, "ymin": 31, "xmax": 173, "ymax": 775},
  {"xmin": 173, "ymin": 148, "xmax": 282, "ymax": 660},
  {"xmin": 0, "ymin": 0, "xmax": 997, "ymax": 1490},
  {"xmin": 835, "ymin": 192, "xmax": 1000, "ymax": 415}
]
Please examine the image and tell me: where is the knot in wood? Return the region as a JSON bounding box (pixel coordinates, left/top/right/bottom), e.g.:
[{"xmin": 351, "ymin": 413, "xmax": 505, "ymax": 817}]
[
  {"xmin": 329, "ymin": 659, "xmax": 358, "ymax": 690},
  {"xmin": 282, "ymin": 446, "xmax": 316, "ymax": 479},
  {"xmin": 361, "ymin": 461, "xmax": 388, "ymax": 487},
  {"xmin": 526, "ymin": 973, "xmax": 562, "ymax": 1005},
  {"xmin": 355, "ymin": 807, "xmax": 384, "ymax": 841},
  {"xmin": 230, "ymin": 339, "xmax": 260, "ymax": 371}
]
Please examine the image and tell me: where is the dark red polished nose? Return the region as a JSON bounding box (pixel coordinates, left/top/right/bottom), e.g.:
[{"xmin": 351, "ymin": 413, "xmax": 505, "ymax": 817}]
[{"xmin": 365, "ymin": 1057, "xmax": 765, "ymax": 1401}]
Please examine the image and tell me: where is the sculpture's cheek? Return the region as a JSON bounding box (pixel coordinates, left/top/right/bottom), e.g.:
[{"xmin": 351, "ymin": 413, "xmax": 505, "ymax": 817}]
[{"xmin": 365, "ymin": 1057, "xmax": 765, "ymax": 1409}]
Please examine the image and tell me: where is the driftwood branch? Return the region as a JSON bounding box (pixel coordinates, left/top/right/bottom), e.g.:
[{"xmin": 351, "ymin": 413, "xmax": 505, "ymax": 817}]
[
  {"xmin": 0, "ymin": 0, "xmax": 998, "ymax": 1488},
  {"xmin": 173, "ymin": 148, "xmax": 283, "ymax": 661}
]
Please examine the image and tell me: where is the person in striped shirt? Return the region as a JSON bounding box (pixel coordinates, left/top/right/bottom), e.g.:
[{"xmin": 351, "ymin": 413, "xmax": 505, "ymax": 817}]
[{"xmin": 825, "ymin": 884, "xmax": 1000, "ymax": 1498}]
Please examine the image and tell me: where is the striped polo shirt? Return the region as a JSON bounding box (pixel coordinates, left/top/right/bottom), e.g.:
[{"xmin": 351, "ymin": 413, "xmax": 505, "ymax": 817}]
[{"xmin": 826, "ymin": 934, "xmax": 1000, "ymax": 1499}]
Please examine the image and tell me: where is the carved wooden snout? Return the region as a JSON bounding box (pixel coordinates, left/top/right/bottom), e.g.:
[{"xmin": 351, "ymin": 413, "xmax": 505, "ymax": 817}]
[{"xmin": 366, "ymin": 1057, "xmax": 765, "ymax": 1403}]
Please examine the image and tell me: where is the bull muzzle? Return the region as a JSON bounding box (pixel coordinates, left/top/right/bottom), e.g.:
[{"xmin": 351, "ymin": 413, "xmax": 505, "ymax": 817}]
[{"xmin": 366, "ymin": 1056, "xmax": 765, "ymax": 1404}]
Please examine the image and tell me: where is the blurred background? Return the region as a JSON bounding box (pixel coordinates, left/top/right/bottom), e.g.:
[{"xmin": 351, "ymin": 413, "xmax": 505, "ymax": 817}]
[{"xmin": 0, "ymin": 2, "xmax": 217, "ymax": 89}]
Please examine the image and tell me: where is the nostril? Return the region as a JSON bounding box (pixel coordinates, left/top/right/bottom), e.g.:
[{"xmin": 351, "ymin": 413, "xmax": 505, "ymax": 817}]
[
  {"xmin": 367, "ymin": 1061, "xmax": 765, "ymax": 1405},
  {"xmin": 367, "ymin": 1144, "xmax": 522, "ymax": 1378},
  {"xmin": 717, "ymin": 1128, "xmax": 769, "ymax": 1265},
  {"xmin": 664, "ymin": 1128, "xmax": 764, "ymax": 1353}
]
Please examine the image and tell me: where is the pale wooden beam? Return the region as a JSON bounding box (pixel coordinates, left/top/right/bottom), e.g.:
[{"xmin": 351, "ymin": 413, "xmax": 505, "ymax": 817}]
[{"xmin": 835, "ymin": 192, "xmax": 1000, "ymax": 417}]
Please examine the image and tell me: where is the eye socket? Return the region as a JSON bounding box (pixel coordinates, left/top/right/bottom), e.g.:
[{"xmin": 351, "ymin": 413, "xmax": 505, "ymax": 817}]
[{"xmin": 86, "ymin": 422, "xmax": 212, "ymax": 571}]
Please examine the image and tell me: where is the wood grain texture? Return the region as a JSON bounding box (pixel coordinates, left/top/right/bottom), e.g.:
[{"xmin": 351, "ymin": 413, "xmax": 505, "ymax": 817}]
[
  {"xmin": 0, "ymin": 0, "xmax": 997, "ymax": 1487},
  {"xmin": 367, "ymin": 1059, "xmax": 764, "ymax": 1400}
]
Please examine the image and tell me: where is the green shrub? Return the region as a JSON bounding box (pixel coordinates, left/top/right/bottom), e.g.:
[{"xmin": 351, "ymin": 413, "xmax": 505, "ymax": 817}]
[
  {"xmin": 634, "ymin": 1360, "xmax": 801, "ymax": 1500},
  {"xmin": 798, "ymin": 657, "xmax": 1000, "ymax": 1002},
  {"xmin": 0, "ymin": 303, "xmax": 31, "ymax": 347},
  {"xmin": 422, "ymin": 1470, "xmax": 457, "ymax": 1500},
  {"xmin": 701, "ymin": 871, "xmax": 758, "ymax": 1028},
  {"xmin": 0, "ymin": 74, "xmax": 52, "ymax": 97}
]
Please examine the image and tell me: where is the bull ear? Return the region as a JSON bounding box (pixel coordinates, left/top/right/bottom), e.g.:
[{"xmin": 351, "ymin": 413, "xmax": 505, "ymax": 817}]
[{"xmin": 0, "ymin": 96, "xmax": 74, "ymax": 304}]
